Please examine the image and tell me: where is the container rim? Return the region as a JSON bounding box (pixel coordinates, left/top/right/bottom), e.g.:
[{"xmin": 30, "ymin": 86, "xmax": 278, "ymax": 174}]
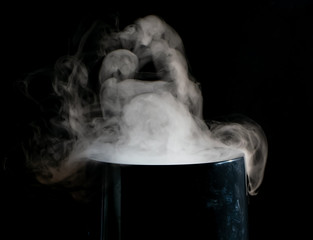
[{"xmin": 100, "ymin": 154, "xmax": 245, "ymax": 167}]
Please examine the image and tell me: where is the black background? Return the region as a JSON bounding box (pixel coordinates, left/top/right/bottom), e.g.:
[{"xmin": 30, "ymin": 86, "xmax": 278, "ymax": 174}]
[{"xmin": 1, "ymin": 0, "xmax": 312, "ymax": 239}]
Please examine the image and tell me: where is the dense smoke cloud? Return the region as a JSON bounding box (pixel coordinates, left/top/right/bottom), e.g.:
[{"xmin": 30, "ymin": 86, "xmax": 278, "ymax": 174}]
[{"xmin": 23, "ymin": 15, "xmax": 267, "ymax": 196}]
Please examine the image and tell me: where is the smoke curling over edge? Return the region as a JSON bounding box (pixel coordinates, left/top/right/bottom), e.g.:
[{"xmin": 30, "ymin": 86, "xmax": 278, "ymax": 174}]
[{"xmin": 23, "ymin": 15, "xmax": 267, "ymax": 195}]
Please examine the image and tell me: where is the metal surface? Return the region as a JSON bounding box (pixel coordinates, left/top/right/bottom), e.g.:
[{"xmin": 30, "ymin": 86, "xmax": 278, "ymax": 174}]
[{"xmin": 101, "ymin": 157, "xmax": 248, "ymax": 240}]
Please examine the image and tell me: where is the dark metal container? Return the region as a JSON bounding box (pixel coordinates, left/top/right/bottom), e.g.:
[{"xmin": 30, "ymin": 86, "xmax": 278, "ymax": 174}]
[{"xmin": 101, "ymin": 157, "xmax": 248, "ymax": 240}]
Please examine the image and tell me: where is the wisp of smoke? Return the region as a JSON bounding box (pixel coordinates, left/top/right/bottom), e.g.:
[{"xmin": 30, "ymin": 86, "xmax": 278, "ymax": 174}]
[{"xmin": 23, "ymin": 15, "xmax": 267, "ymax": 196}]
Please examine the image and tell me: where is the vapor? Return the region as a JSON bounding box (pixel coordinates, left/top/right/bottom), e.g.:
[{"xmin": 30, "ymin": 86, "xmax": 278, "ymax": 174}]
[{"xmin": 23, "ymin": 15, "xmax": 267, "ymax": 196}]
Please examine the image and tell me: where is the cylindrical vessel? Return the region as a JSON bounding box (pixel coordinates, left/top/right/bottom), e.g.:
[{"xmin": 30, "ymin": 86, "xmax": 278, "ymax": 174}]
[{"xmin": 101, "ymin": 157, "xmax": 248, "ymax": 240}]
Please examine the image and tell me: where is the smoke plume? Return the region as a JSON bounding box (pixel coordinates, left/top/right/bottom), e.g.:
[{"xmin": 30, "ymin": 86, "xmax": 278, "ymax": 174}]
[{"xmin": 23, "ymin": 15, "xmax": 267, "ymax": 196}]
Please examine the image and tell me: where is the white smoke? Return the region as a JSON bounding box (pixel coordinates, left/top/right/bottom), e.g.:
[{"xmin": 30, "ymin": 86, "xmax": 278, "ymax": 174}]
[{"xmin": 24, "ymin": 15, "xmax": 267, "ymax": 195}]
